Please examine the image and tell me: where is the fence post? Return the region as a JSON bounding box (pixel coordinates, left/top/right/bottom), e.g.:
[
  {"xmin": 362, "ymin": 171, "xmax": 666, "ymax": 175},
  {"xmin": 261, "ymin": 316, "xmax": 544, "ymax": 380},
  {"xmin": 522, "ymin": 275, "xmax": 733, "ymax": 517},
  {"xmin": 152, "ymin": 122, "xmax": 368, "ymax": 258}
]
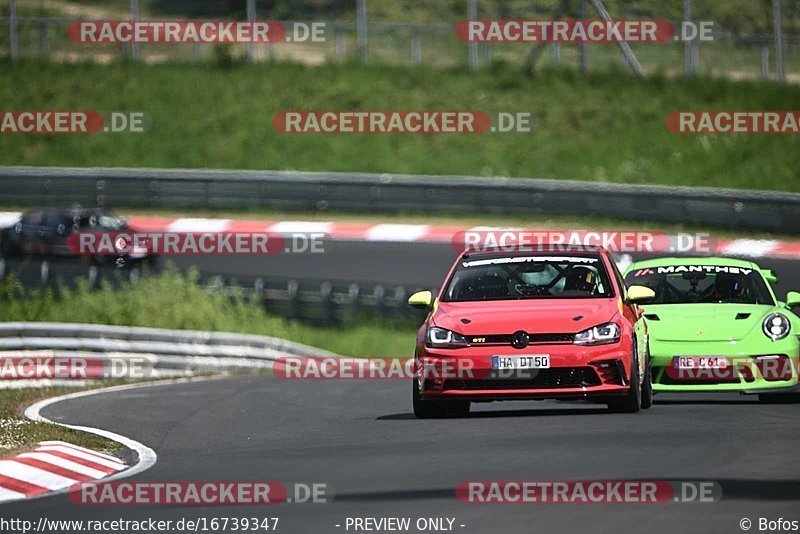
[
  {"xmin": 130, "ymin": 0, "xmax": 140, "ymax": 60},
  {"xmin": 578, "ymin": 0, "xmax": 587, "ymax": 74},
  {"xmin": 467, "ymin": 0, "xmax": 478, "ymax": 71},
  {"xmin": 762, "ymin": 44, "xmax": 771, "ymax": 79},
  {"xmin": 356, "ymin": 0, "xmax": 368, "ymax": 62},
  {"xmin": 773, "ymin": 0, "xmax": 785, "ymax": 82},
  {"xmin": 411, "ymin": 26, "xmax": 422, "ymax": 64},
  {"xmin": 683, "ymin": 0, "xmax": 696, "ymax": 76},
  {"xmin": 335, "ymin": 25, "xmax": 345, "ymax": 59},
  {"xmin": 40, "ymin": 23, "xmax": 50, "ymax": 54},
  {"xmin": 9, "ymin": 0, "xmax": 18, "ymax": 63},
  {"xmin": 246, "ymin": 0, "xmax": 256, "ymax": 63}
]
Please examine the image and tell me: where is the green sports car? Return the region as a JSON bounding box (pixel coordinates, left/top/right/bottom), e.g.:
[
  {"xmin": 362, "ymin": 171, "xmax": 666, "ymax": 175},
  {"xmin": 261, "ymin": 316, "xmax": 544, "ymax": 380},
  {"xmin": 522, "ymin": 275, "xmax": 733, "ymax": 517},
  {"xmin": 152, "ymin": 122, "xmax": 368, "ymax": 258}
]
[{"xmin": 623, "ymin": 257, "xmax": 800, "ymax": 403}]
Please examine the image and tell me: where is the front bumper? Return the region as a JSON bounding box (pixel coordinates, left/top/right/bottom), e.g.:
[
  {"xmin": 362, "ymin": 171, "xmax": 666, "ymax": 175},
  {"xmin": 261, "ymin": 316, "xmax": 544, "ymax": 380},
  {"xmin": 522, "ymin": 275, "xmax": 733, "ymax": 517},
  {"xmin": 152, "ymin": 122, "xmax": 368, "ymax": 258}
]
[
  {"xmin": 417, "ymin": 342, "xmax": 633, "ymax": 401},
  {"xmin": 650, "ymin": 340, "xmax": 799, "ymax": 394}
]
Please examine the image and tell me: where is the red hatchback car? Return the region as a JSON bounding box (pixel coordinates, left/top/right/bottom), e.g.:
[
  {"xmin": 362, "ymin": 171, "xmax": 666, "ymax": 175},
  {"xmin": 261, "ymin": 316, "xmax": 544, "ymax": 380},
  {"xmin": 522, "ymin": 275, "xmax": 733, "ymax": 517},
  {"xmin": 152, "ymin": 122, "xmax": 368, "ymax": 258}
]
[{"xmin": 408, "ymin": 247, "xmax": 655, "ymax": 418}]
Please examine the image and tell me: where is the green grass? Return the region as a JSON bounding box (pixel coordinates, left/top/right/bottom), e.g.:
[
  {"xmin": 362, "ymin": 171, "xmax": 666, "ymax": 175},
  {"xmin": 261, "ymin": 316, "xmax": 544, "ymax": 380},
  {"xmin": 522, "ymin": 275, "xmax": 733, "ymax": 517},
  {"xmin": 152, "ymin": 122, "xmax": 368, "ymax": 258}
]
[
  {"xmin": 0, "ymin": 267, "xmax": 418, "ymax": 357},
  {"xmin": 0, "ymin": 386, "xmax": 120, "ymax": 458},
  {"xmin": 2, "ymin": 60, "xmax": 800, "ymax": 191},
  {"xmin": 0, "ymin": 267, "xmax": 417, "ymax": 457}
]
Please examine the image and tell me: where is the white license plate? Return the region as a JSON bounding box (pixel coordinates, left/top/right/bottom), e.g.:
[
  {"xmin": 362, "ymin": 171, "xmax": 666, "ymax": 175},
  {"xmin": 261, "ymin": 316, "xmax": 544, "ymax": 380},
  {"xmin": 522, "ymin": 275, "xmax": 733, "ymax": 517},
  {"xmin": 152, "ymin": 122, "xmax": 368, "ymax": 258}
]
[
  {"xmin": 492, "ymin": 355, "xmax": 550, "ymax": 370},
  {"xmin": 675, "ymin": 356, "xmax": 728, "ymax": 369}
]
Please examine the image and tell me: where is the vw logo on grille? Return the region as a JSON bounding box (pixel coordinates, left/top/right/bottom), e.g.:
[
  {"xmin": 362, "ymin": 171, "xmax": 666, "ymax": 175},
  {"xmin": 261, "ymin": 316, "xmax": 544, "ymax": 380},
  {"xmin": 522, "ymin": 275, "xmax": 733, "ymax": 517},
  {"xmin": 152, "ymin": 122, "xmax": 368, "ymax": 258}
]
[{"xmin": 511, "ymin": 330, "xmax": 530, "ymax": 349}]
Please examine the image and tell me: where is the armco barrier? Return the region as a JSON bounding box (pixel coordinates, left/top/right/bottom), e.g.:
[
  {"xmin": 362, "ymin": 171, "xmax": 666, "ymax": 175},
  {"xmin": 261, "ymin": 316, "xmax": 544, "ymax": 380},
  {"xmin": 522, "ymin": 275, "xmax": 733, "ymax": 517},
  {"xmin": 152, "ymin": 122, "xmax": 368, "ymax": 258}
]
[
  {"xmin": 1, "ymin": 166, "xmax": 798, "ymax": 233},
  {"xmin": 0, "ymin": 322, "xmax": 337, "ymax": 383}
]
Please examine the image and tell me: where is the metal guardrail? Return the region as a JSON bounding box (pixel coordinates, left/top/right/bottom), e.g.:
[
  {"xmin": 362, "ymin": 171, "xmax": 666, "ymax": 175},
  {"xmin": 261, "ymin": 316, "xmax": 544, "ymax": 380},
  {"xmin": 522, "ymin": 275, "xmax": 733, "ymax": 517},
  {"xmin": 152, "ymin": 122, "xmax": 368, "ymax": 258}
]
[
  {"xmin": 1, "ymin": 166, "xmax": 799, "ymax": 233},
  {"xmin": 0, "ymin": 322, "xmax": 337, "ymax": 383},
  {"xmin": 0, "ymin": 258, "xmax": 431, "ymax": 325}
]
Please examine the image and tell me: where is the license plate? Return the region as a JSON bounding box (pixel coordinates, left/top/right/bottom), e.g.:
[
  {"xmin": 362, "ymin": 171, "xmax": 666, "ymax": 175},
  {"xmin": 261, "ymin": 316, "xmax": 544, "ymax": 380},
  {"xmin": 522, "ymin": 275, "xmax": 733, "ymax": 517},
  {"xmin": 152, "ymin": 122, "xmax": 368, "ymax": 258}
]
[
  {"xmin": 492, "ymin": 355, "xmax": 550, "ymax": 370},
  {"xmin": 675, "ymin": 356, "xmax": 728, "ymax": 369}
]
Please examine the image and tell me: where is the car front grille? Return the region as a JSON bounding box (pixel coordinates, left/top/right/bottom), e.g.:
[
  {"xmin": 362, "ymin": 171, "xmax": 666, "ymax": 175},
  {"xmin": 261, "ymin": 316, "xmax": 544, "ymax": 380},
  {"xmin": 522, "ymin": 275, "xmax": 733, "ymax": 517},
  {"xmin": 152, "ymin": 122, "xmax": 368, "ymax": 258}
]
[{"xmin": 443, "ymin": 367, "xmax": 602, "ymax": 390}]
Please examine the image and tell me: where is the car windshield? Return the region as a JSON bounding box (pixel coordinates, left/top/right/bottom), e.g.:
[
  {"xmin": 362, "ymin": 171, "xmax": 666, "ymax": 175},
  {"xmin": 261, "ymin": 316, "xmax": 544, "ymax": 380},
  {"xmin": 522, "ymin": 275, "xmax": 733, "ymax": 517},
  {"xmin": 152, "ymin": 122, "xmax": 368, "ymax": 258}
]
[
  {"xmin": 624, "ymin": 265, "xmax": 774, "ymax": 305},
  {"xmin": 441, "ymin": 255, "xmax": 614, "ymax": 302},
  {"xmin": 77, "ymin": 213, "xmax": 126, "ymax": 230}
]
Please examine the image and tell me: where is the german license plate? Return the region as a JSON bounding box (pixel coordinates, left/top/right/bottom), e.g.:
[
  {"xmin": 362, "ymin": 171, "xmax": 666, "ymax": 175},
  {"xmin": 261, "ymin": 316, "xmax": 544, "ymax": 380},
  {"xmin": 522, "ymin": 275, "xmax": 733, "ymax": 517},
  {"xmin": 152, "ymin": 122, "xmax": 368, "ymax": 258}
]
[
  {"xmin": 675, "ymin": 356, "xmax": 728, "ymax": 369},
  {"xmin": 492, "ymin": 355, "xmax": 550, "ymax": 370}
]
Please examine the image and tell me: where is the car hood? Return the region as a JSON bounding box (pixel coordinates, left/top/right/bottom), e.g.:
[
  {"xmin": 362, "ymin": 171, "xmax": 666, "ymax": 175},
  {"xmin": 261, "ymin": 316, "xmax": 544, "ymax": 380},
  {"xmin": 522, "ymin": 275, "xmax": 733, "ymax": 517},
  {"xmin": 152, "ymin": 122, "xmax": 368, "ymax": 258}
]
[
  {"xmin": 641, "ymin": 304, "xmax": 776, "ymax": 342},
  {"xmin": 432, "ymin": 299, "xmax": 619, "ymax": 335}
]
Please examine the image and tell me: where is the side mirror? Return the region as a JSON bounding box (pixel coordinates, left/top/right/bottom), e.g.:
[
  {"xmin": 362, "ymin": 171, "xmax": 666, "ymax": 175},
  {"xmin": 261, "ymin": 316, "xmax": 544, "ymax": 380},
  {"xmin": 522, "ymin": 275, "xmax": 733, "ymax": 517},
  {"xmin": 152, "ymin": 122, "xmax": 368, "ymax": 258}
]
[
  {"xmin": 408, "ymin": 290, "xmax": 433, "ymax": 310},
  {"xmin": 626, "ymin": 285, "xmax": 655, "ymax": 303},
  {"xmin": 786, "ymin": 291, "xmax": 800, "ymax": 308},
  {"xmin": 762, "ymin": 269, "xmax": 778, "ymax": 284}
]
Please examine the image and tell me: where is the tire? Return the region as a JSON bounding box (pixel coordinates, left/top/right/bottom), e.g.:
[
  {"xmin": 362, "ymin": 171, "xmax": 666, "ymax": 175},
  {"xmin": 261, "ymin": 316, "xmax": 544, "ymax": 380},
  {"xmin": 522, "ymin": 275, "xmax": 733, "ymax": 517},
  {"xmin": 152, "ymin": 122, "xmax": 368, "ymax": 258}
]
[
  {"xmin": 641, "ymin": 349, "xmax": 653, "ymax": 410},
  {"xmin": 607, "ymin": 341, "xmax": 642, "ymax": 414},
  {"xmin": 412, "ymin": 379, "xmax": 470, "ymax": 418},
  {"xmin": 758, "ymin": 392, "xmax": 800, "ymax": 404}
]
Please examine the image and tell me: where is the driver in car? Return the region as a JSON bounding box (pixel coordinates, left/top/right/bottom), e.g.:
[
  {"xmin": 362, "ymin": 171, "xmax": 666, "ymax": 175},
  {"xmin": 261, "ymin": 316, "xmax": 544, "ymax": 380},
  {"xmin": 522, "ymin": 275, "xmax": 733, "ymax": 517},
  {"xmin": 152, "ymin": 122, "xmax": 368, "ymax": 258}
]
[
  {"xmin": 563, "ymin": 266, "xmax": 598, "ymax": 294},
  {"xmin": 712, "ymin": 273, "xmax": 746, "ymax": 302}
]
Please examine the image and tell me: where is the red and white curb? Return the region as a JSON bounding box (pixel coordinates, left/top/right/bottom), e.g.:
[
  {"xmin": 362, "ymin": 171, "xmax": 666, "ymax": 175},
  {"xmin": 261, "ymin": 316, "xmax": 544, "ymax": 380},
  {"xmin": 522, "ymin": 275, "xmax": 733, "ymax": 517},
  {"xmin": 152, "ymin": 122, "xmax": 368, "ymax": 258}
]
[
  {"xmin": 2, "ymin": 212, "xmax": 800, "ymax": 260},
  {"xmin": 0, "ymin": 441, "xmax": 125, "ymax": 502}
]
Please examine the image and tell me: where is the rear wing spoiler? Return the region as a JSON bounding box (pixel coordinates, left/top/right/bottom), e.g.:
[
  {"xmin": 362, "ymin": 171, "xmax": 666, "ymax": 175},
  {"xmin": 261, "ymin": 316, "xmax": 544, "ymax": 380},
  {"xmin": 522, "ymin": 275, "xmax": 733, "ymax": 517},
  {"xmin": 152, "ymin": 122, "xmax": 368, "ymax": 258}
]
[{"xmin": 760, "ymin": 269, "xmax": 778, "ymax": 283}]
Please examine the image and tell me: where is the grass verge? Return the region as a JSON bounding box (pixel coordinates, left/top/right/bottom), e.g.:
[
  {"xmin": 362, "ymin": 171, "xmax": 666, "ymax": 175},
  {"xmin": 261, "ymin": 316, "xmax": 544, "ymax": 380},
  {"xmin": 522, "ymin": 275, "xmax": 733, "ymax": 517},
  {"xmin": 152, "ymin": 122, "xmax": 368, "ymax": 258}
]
[
  {"xmin": 0, "ymin": 386, "xmax": 120, "ymax": 458},
  {"xmin": 2, "ymin": 60, "xmax": 799, "ymax": 191}
]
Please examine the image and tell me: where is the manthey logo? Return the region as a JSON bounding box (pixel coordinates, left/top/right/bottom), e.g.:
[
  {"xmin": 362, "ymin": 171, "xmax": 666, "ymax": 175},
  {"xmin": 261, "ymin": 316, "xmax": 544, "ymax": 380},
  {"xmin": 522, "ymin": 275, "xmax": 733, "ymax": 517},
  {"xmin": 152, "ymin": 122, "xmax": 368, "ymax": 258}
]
[{"xmin": 632, "ymin": 265, "xmax": 753, "ymax": 277}]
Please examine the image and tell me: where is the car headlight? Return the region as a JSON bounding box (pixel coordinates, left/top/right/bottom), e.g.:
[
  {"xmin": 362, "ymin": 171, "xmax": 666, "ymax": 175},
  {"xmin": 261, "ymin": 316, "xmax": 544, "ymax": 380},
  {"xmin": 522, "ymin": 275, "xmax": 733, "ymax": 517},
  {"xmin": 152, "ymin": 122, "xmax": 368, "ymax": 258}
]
[
  {"xmin": 573, "ymin": 322, "xmax": 621, "ymax": 346},
  {"xmin": 425, "ymin": 327, "xmax": 469, "ymax": 348},
  {"xmin": 763, "ymin": 313, "xmax": 791, "ymax": 341}
]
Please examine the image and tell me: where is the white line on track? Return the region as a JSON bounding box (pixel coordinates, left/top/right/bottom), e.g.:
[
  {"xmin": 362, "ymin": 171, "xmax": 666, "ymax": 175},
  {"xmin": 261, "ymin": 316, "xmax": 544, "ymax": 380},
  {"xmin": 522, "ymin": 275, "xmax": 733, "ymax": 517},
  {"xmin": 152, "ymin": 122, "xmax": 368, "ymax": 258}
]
[{"xmin": 10, "ymin": 376, "xmax": 222, "ymax": 504}]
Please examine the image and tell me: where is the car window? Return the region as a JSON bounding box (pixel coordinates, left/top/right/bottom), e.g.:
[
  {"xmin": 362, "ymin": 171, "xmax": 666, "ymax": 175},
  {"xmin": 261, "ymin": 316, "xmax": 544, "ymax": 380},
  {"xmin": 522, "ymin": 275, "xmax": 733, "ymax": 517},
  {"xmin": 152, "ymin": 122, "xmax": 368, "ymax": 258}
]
[
  {"xmin": 625, "ymin": 265, "xmax": 774, "ymax": 305},
  {"xmin": 442, "ymin": 255, "xmax": 614, "ymax": 302},
  {"xmin": 20, "ymin": 210, "xmax": 43, "ymax": 225}
]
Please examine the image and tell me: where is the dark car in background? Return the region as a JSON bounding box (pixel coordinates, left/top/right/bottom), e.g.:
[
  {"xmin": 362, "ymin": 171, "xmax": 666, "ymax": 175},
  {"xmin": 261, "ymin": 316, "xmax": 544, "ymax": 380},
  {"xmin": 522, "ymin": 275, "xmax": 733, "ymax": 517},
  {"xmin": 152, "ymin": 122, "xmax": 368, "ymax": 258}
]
[{"xmin": 0, "ymin": 207, "xmax": 156, "ymax": 268}]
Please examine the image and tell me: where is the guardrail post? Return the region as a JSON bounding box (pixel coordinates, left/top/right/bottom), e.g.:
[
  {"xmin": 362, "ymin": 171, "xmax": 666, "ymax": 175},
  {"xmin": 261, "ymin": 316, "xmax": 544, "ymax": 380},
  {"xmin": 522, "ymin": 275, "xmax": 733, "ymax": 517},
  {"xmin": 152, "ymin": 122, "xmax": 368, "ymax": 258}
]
[
  {"xmin": 373, "ymin": 284, "xmax": 385, "ymax": 319},
  {"xmin": 88, "ymin": 266, "xmax": 99, "ymax": 289},
  {"xmin": 254, "ymin": 277, "xmax": 265, "ymax": 305},
  {"xmin": 347, "ymin": 283, "xmax": 360, "ymax": 322},
  {"xmin": 320, "ymin": 281, "xmax": 335, "ymax": 324},
  {"xmin": 96, "ymin": 180, "xmax": 106, "ymax": 207},
  {"xmin": 393, "ymin": 286, "xmax": 405, "ymax": 321},
  {"xmin": 39, "ymin": 261, "xmax": 50, "ymax": 285},
  {"xmin": 287, "ymin": 279, "xmax": 299, "ymax": 319}
]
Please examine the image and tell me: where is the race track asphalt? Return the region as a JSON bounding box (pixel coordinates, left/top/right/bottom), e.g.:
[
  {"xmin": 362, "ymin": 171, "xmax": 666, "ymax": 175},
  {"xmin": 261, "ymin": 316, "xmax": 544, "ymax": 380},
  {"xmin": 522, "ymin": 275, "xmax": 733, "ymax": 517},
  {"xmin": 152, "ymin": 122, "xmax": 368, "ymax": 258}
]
[
  {"xmin": 5, "ymin": 239, "xmax": 800, "ymax": 533},
  {"xmin": 8, "ymin": 376, "xmax": 800, "ymax": 534}
]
